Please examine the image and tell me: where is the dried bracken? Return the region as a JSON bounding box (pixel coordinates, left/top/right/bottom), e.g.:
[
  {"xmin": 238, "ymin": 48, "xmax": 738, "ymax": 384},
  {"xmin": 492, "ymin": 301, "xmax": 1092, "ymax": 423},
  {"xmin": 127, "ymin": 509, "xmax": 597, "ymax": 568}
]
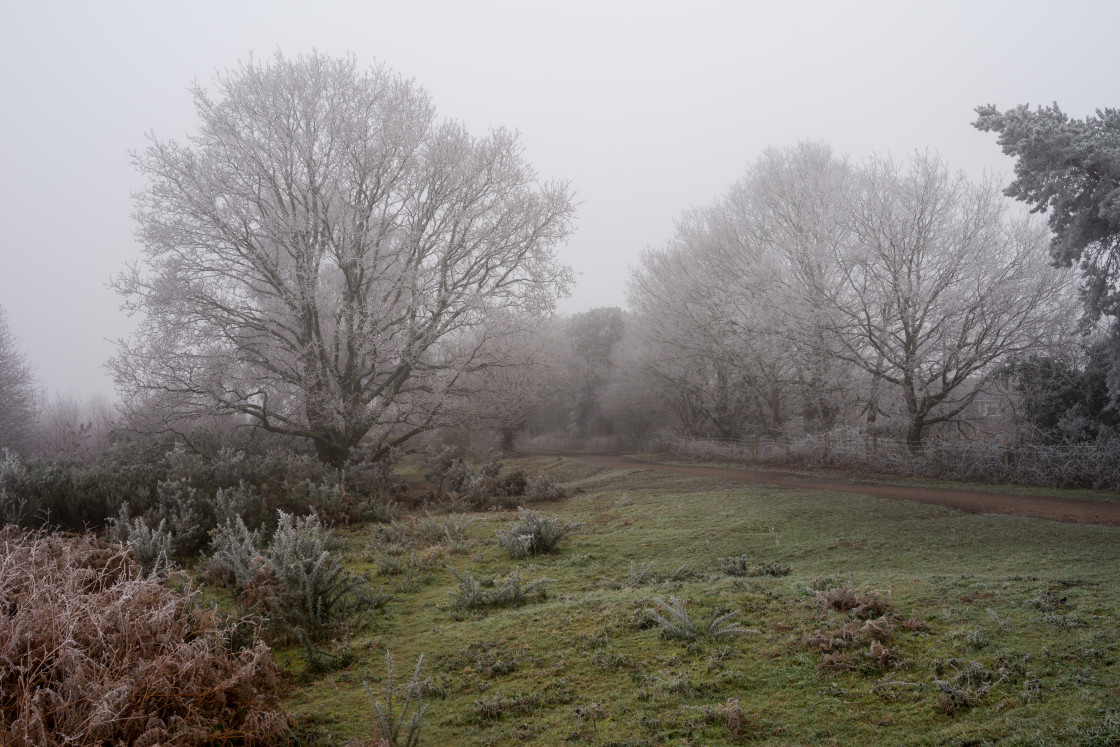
[{"xmin": 0, "ymin": 526, "xmax": 290, "ymax": 746}]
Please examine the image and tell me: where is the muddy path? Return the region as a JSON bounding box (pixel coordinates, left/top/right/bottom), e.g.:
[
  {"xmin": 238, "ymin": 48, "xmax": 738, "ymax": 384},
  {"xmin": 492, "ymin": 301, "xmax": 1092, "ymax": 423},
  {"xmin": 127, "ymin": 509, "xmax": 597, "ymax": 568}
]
[{"xmin": 545, "ymin": 453, "xmax": 1120, "ymax": 528}]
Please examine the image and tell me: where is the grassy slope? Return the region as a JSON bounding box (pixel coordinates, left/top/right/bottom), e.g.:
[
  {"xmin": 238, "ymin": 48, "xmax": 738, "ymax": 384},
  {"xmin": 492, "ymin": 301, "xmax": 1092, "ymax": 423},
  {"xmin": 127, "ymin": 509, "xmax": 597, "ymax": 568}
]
[{"xmin": 280, "ymin": 456, "xmax": 1120, "ymax": 745}]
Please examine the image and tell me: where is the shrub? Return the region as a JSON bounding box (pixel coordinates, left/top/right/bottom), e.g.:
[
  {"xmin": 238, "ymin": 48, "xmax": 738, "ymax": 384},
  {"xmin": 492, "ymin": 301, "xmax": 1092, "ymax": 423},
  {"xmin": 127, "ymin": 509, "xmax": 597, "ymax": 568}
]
[
  {"xmin": 420, "ymin": 512, "xmax": 477, "ymax": 550},
  {"xmin": 450, "ymin": 567, "xmax": 551, "ymax": 610},
  {"xmin": 360, "ymin": 652, "xmax": 430, "ymax": 747},
  {"xmin": 496, "ymin": 508, "xmax": 581, "ymax": 559},
  {"xmin": 0, "ymin": 449, "xmax": 31, "ymax": 526},
  {"xmin": 212, "ymin": 481, "xmax": 272, "ymax": 534},
  {"xmin": 264, "ymin": 510, "xmax": 384, "ymax": 638},
  {"xmin": 152, "ymin": 478, "xmax": 213, "ymax": 559},
  {"xmin": 0, "ymin": 528, "xmax": 289, "ymax": 745},
  {"xmin": 116, "ymin": 512, "xmax": 173, "ymax": 575},
  {"xmin": 525, "ymin": 472, "xmax": 566, "ymax": 502},
  {"xmin": 718, "ymin": 554, "xmax": 752, "ymax": 577},
  {"xmin": 203, "ymin": 515, "xmax": 266, "ymax": 594}
]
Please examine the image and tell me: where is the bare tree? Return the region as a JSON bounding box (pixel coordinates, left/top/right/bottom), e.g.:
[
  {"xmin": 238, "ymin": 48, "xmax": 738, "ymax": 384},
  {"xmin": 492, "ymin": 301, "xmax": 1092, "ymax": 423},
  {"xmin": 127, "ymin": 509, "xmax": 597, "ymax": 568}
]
[
  {"xmin": 827, "ymin": 153, "xmax": 1078, "ymax": 448},
  {"xmin": 111, "ymin": 52, "xmax": 574, "ymax": 467},
  {"xmin": 451, "ymin": 314, "xmax": 567, "ymax": 451},
  {"xmin": 37, "ymin": 391, "xmax": 116, "ymax": 461},
  {"xmin": 628, "ymin": 145, "xmax": 1077, "ymax": 448},
  {"xmin": 0, "ymin": 306, "xmax": 39, "ymax": 454}
]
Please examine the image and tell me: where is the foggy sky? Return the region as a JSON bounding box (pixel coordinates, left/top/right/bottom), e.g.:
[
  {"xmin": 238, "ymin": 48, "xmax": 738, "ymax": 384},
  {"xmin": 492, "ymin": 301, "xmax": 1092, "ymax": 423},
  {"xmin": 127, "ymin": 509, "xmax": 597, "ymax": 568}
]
[{"xmin": 1, "ymin": 0, "xmax": 1116, "ymax": 398}]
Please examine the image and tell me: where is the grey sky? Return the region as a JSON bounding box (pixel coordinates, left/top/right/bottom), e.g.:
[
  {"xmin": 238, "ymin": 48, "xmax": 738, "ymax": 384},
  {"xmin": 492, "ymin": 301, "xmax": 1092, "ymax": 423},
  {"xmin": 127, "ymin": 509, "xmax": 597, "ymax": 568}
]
[{"xmin": 1, "ymin": 0, "xmax": 1115, "ymax": 398}]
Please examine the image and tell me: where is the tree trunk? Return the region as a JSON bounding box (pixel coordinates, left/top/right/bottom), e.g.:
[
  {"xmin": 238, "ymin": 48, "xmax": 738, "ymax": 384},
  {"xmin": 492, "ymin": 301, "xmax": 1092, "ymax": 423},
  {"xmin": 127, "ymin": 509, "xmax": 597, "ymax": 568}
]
[
  {"xmin": 905, "ymin": 419, "xmax": 925, "ymax": 454},
  {"xmin": 313, "ymin": 438, "xmax": 352, "ymax": 469},
  {"xmin": 501, "ymin": 427, "xmax": 517, "ymax": 452}
]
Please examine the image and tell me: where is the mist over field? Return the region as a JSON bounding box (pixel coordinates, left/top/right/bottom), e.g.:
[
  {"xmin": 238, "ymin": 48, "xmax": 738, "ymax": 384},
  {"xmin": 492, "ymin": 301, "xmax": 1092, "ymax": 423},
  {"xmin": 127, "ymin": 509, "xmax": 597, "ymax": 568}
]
[{"xmin": 1, "ymin": 4, "xmax": 1119, "ymax": 744}]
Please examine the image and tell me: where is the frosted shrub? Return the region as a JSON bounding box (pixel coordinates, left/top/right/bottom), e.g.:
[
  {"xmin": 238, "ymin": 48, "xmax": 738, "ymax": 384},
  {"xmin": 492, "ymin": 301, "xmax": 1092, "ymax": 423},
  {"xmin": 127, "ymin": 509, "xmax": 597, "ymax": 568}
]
[
  {"xmin": 525, "ymin": 472, "xmax": 567, "ymax": 502},
  {"xmin": 364, "ymin": 652, "xmax": 429, "ymax": 747},
  {"xmin": 266, "ymin": 510, "xmax": 382, "ymax": 638},
  {"xmin": 0, "ymin": 448, "xmax": 31, "ymax": 526},
  {"xmin": 646, "ymin": 597, "xmax": 753, "ymax": 642},
  {"xmin": 450, "ymin": 567, "xmax": 551, "ymax": 610},
  {"xmin": 420, "ymin": 512, "xmax": 477, "ymax": 550},
  {"xmin": 213, "ymin": 481, "xmax": 271, "ymax": 533},
  {"xmin": 153, "ymin": 478, "xmax": 213, "ymax": 559},
  {"xmin": 112, "ymin": 505, "xmax": 172, "ymax": 575},
  {"xmin": 496, "ymin": 508, "xmax": 582, "ymax": 559},
  {"xmin": 204, "ymin": 516, "xmax": 266, "ymax": 594}
]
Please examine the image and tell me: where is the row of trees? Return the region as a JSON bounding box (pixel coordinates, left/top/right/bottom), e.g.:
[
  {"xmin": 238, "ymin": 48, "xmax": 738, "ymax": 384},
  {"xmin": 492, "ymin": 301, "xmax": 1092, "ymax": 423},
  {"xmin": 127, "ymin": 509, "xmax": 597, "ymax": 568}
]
[
  {"xmin": 625, "ymin": 145, "xmax": 1078, "ymax": 448},
  {"xmin": 5, "ymin": 49, "xmax": 1118, "ymax": 465}
]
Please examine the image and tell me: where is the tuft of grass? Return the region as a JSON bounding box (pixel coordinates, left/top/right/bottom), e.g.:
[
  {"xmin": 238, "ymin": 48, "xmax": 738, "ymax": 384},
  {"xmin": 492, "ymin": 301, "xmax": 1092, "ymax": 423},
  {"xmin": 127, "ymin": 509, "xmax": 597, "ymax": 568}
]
[{"xmin": 645, "ymin": 597, "xmax": 755, "ymax": 642}]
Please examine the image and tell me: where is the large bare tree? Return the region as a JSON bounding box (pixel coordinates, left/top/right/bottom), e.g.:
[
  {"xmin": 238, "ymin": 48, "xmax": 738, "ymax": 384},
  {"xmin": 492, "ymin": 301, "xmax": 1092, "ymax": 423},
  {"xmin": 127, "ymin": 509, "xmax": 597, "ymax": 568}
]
[
  {"xmin": 112, "ymin": 53, "xmax": 574, "ymax": 466},
  {"xmin": 828, "ymin": 153, "xmax": 1077, "ymax": 448}
]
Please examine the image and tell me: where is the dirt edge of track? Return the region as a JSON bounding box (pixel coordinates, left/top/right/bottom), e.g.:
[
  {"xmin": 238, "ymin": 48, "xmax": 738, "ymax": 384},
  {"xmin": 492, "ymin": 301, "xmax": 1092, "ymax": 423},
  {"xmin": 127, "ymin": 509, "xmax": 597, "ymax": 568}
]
[{"xmin": 539, "ymin": 452, "xmax": 1120, "ymax": 528}]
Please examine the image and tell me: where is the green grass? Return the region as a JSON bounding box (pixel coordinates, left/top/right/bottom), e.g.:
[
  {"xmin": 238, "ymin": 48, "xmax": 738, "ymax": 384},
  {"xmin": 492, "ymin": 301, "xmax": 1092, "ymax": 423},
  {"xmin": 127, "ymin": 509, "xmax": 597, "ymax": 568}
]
[{"xmin": 250, "ymin": 456, "xmax": 1120, "ymax": 745}]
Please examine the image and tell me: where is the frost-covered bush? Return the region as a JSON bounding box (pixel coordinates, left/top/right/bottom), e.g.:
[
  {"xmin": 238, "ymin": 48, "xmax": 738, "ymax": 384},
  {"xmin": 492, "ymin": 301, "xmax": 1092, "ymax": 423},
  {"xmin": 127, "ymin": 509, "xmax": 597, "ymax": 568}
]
[
  {"xmin": 0, "ymin": 527, "xmax": 289, "ymax": 745},
  {"xmin": 265, "ymin": 510, "xmax": 383, "ymax": 638},
  {"xmin": 203, "ymin": 516, "xmax": 266, "ymax": 594},
  {"xmin": 496, "ymin": 508, "xmax": 582, "ymax": 559},
  {"xmin": 525, "ymin": 472, "xmax": 566, "ymax": 502},
  {"xmin": 450, "ymin": 567, "xmax": 551, "ymax": 610},
  {"xmin": 0, "ymin": 449, "xmax": 31, "ymax": 526},
  {"xmin": 111, "ymin": 503, "xmax": 173, "ymax": 575},
  {"xmin": 152, "ymin": 478, "xmax": 214, "ymax": 559},
  {"xmin": 213, "ymin": 480, "xmax": 272, "ymax": 534},
  {"xmin": 420, "ymin": 512, "xmax": 477, "ymax": 550}
]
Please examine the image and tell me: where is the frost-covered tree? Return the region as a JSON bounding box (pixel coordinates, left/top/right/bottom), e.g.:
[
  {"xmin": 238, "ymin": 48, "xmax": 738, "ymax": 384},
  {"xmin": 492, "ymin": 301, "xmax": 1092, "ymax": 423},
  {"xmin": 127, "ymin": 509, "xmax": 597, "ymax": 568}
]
[
  {"xmin": 0, "ymin": 306, "xmax": 38, "ymax": 454},
  {"xmin": 112, "ymin": 52, "xmax": 574, "ymax": 467},
  {"xmin": 974, "ymin": 103, "xmax": 1120, "ymax": 402},
  {"xmin": 974, "ymin": 104, "xmax": 1120, "ymax": 322},
  {"xmin": 451, "ymin": 315, "xmax": 567, "ymax": 450},
  {"xmin": 828, "ymin": 153, "xmax": 1077, "ymax": 448},
  {"xmin": 628, "ymin": 145, "xmax": 1077, "ymax": 447}
]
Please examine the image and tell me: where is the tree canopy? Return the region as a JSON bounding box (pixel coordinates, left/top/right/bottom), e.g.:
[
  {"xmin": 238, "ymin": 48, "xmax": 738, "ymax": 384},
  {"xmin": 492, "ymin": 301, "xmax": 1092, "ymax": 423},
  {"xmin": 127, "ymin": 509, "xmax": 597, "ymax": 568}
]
[
  {"xmin": 112, "ymin": 52, "xmax": 575, "ymax": 466},
  {"xmin": 973, "ymin": 104, "xmax": 1120, "ymax": 323}
]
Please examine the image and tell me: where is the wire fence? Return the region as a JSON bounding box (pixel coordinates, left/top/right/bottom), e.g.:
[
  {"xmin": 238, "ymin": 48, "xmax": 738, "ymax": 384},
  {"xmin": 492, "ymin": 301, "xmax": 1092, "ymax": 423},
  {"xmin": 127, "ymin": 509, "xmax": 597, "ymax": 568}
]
[{"xmin": 660, "ymin": 430, "xmax": 1120, "ymax": 490}]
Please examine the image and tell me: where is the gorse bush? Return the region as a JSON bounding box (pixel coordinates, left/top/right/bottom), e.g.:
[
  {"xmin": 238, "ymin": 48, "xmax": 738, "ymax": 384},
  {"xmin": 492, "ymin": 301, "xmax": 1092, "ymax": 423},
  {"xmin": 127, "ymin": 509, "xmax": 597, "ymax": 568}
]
[
  {"xmin": 212, "ymin": 481, "xmax": 272, "ymax": 534},
  {"xmin": 0, "ymin": 440, "xmax": 405, "ymax": 535},
  {"xmin": 153, "ymin": 478, "xmax": 213, "ymax": 559},
  {"xmin": 450, "ymin": 567, "xmax": 551, "ymax": 610},
  {"xmin": 525, "ymin": 472, "xmax": 567, "ymax": 502},
  {"xmin": 719, "ymin": 555, "xmax": 790, "ymax": 577},
  {"xmin": 203, "ymin": 515, "xmax": 266, "ymax": 594},
  {"xmin": 265, "ymin": 510, "xmax": 385, "ymax": 639},
  {"xmin": 0, "ymin": 527, "xmax": 289, "ymax": 745},
  {"xmin": 111, "ymin": 504, "xmax": 173, "ymax": 575},
  {"xmin": 363, "ymin": 651, "xmax": 430, "ymax": 747},
  {"xmin": 496, "ymin": 508, "xmax": 582, "ymax": 559}
]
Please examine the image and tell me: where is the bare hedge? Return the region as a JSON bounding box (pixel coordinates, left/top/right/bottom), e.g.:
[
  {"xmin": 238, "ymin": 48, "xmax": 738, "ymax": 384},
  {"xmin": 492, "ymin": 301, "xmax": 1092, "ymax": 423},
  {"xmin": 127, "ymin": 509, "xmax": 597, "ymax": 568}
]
[{"xmin": 663, "ymin": 431, "xmax": 1120, "ymax": 490}]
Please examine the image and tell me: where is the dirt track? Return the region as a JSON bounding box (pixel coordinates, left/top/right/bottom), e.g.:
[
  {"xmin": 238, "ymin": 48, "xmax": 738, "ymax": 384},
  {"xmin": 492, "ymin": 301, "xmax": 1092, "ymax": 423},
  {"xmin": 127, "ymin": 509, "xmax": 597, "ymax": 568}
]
[{"xmin": 563, "ymin": 453, "xmax": 1120, "ymax": 528}]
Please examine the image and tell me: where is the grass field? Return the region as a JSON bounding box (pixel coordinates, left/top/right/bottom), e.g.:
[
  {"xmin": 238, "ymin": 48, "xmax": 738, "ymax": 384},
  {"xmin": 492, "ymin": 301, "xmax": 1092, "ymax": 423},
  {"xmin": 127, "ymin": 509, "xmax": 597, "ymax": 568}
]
[{"xmin": 262, "ymin": 456, "xmax": 1120, "ymax": 745}]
